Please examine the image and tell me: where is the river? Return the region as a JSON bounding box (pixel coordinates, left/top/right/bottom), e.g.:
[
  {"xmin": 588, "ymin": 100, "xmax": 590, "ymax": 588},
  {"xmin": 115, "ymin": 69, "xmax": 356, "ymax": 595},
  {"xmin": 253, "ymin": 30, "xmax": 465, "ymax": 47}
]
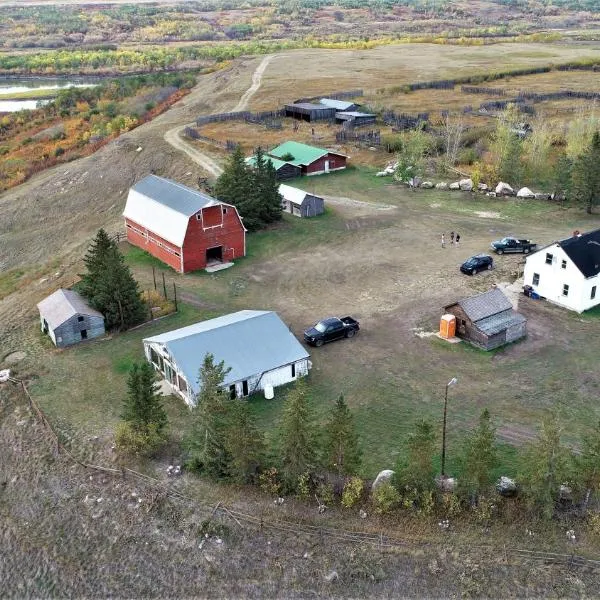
[{"xmin": 0, "ymin": 77, "xmax": 98, "ymax": 112}]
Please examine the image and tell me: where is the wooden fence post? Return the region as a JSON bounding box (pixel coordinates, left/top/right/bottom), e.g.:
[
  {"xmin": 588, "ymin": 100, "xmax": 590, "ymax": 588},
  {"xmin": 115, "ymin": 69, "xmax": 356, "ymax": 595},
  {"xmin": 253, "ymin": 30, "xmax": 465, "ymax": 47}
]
[
  {"xmin": 173, "ymin": 282, "xmax": 178, "ymax": 312},
  {"xmin": 162, "ymin": 272, "xmax": 167, "ymax": 299},
  {"xmin": 152, "ymin": 266, "xmax": 157, "ymax": 291}
]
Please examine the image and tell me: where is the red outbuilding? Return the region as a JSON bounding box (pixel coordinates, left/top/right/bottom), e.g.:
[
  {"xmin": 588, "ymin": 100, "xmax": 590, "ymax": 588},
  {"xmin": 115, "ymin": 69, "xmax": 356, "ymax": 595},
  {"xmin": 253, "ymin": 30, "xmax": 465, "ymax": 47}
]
[{"xmin": 123, "ymin": 175, "xmax": 246, "ymax": 273}]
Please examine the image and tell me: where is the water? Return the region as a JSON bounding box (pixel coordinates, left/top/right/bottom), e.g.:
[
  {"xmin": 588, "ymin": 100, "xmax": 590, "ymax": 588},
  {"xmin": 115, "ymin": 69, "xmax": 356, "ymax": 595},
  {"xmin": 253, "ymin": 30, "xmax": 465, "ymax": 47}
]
[{"xmin": 0, "ymin": 78, "xmax": 98, "ymax": 112}]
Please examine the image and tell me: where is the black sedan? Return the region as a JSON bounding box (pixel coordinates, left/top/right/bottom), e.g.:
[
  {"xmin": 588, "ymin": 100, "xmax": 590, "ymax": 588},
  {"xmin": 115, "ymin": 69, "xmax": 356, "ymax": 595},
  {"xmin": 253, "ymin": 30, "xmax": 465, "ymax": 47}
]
[{"xmin": 460, "ymin": 254, "xmax": 494, "ymax": 275}]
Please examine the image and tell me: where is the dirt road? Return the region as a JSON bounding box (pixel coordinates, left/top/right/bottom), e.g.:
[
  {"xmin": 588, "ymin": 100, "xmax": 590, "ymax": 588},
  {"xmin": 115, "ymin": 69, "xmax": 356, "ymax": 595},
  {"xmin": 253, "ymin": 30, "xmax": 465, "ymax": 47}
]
[{"xmin": 162, "ymin": 54, "xmax": 275, "ymax": 178}]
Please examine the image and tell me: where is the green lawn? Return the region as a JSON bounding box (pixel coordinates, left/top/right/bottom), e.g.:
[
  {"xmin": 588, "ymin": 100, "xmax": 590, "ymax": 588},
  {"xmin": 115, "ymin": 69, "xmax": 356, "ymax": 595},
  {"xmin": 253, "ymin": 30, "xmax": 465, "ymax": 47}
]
[{"xmin": 27, "ymin": 166, "xmax": 600, "ymax": 478}]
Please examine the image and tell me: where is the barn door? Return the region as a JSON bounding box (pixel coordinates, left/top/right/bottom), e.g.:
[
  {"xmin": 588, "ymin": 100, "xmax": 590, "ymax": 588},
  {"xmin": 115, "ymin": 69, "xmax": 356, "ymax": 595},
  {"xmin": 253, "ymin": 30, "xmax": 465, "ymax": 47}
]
[{"xmin": 324, "ymin": 160, "xmax": 330, "ymax": 173}]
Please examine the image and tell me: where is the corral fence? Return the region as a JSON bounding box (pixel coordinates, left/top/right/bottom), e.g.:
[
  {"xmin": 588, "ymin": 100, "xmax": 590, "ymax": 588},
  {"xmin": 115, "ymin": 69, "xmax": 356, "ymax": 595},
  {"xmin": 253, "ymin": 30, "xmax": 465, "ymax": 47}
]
[
  {"xmin": 335, "ymin": 129, "xmax": 381, "ymax": 146},
  {"xmin": 382, "ymin": 110, "xmax": 430, "ymax": 131},
  {"xmin": 294, "ymin": 89, "xmax": 363, "ymax": 103},
  {"xmin": 184, "ymin": 127, "xmax": 239, "ymax": 152},
  {"xmin": 461, "ymin": 85, "xmax": 507, "ymax": 96},
  {"xmin": 7, "ymin": 375, "xmax": 600, "ymax": 576}
]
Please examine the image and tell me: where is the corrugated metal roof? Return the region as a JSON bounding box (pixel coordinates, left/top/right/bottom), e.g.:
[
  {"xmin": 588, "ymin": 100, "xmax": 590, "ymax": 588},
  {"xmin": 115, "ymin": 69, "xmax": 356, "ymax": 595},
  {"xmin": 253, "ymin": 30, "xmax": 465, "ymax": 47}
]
[
  {"xmin": 320, "ymin": 98, "xmax": 356, "ymax": 110},
  {"xmin": 37, "ymin": 288, "xmax": 103, "ymax": 330},
  {"xmin": 286, "ymin": 102, "xmax": 333, "ymax": 111},
  {"xmin": 123, "ymin": 175, "xmax": 219, "ymax": 247},
  {"xmin": 458, "ymin": 288, "xmax": 513, "ymax": 322},
  {"xmin": 279, "ymin": 183, "xmax": 308, "ymax": 206},
  {"xmin": 144, "ymin": 310, "xmax": 309, "ymax": 394},
  {"xmin": 269, "ymin": 141, "xmax": 331, "ymax": 166},
  {"xmin": 475, "ymin": 309, "xmax": 527, "ymax": 336},
  {"xmin": 246, "ymin": 156, "xmax": 292, "ymax": 171}
]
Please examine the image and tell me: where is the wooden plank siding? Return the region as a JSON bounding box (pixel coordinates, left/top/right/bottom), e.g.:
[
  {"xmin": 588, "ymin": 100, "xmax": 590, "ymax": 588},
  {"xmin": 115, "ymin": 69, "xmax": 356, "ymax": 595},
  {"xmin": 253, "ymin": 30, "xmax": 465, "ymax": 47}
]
[
  {"xmin": 125, "ymin": 217, "xmax": 183, "ymax": 272},
  {"xmin": 444, "ymin": 304, "xmax": 490, "ymax": 349},
  {"xmin": 43, "ymin": 313, "xmax": 105, "ymax": 348},
  {"xmin": 304, "ymin": 153, "xmax": 347, "ymax": 176}
]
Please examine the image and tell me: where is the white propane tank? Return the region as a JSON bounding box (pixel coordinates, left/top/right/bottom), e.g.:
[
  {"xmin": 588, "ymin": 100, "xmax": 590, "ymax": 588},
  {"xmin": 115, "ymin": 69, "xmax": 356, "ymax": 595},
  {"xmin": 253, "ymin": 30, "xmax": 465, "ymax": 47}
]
[{"xmin": 264, "ymin": 384, "xmax": 274, "ymax": 400}]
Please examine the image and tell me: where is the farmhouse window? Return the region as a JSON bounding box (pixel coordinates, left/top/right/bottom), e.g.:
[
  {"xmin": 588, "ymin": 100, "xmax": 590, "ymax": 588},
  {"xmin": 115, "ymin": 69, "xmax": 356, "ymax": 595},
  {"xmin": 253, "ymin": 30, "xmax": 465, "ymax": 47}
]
[
  {"xmin": 592, "ymin": 286, "xmax": 597, "ymax": 300},
  {"xmin": 177, "ymin": 376, "xmax": 188, "ymax": 393},
  {"xmin": 561, "ymin": 260, "xmax": 567, "ymax": 269},
  {"xmin": 532, "ymin": 273, "xmax": 540, "ymax": 286},
  {"xmin": 545, "ymin": 253, "xmax": 553, "ymax": 265},
  {"xmin": 563, "ymin": 284, "xmax": 569, "ymax": 296}
]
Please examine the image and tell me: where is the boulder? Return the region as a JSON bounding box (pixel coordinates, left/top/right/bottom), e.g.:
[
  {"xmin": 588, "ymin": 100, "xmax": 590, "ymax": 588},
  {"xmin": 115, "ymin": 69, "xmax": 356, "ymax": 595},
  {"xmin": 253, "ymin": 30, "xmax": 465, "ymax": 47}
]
[
  {"xmin": 496, "ymin": 476, "xmax": 518, "ymax": 497},
  {"xmin": 376, "ymin": 171, "xmax": 388, "ymax": 177},
  {"xmin": 516, "ymin": 187, "xmax": 535, "ymax": 199},
  {"xmin": 408, "ymin": 177, "xmax": 422, "ymax": 188},
  {"xmin": 478, "ymin": 183, "xmax": 489, "ymax": 191},
  {"xmin": 495, "ymin": 182, "xmax": 514, "ymax": 196},
  {"xmin": 435, "ymin": 475, "xmax": 457, "ymax": 492},
  {"xmin": 372, "ymin": 469, "xmax": 395, "ymax": 491},
  {"xmin": 435, "ymin": 182, "xmax": 449, "ymax": 190},
  {"xmin": 449, "ymin": 181, "xmax": 461, "ymax": 190},
  {"xmin": 486, "ymin": 191, "xmax": 497, "ymax": 198},
  {"xmin": 384, "ymin": 166, "xmax": 396, "ymax": 174},
  {"xmin": 459, "ymin": 178, "xmax": 474, "ymax": 191},
  {"xmin": 534, "ymin": 192, "xmax": 551, "ymax": 201},
  {"xmin": 420, "ymin": 181, "xmax": 434, "ymax": 189}
]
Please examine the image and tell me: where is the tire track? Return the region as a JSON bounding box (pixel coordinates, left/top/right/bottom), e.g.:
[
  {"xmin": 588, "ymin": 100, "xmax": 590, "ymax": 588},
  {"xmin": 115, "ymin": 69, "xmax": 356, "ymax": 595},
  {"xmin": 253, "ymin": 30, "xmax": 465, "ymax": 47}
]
[{"xmin": 163, "ymin": 55, "xmax": 275, "ymax": 177}]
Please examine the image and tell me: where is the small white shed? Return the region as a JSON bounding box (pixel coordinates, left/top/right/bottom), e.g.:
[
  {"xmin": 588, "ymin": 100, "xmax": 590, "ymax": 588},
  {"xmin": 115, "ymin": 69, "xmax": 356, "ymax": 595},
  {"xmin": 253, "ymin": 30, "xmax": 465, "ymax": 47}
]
[{"xmin": 278, "ymin": 184, "xmax": 325, "ymax": 218}]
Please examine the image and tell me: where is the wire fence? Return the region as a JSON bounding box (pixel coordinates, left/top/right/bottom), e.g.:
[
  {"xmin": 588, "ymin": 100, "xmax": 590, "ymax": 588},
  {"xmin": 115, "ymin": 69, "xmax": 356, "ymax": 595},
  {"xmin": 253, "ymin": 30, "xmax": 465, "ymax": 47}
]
[{"xmin": 7, "ymin": 376, "xmax": 600, "ymax": 574}]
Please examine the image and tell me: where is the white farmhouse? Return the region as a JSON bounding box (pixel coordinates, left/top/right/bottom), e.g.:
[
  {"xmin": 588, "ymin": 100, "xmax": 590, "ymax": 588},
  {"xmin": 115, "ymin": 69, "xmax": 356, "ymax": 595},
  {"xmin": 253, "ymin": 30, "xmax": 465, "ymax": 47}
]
[
  {"xmin": 143, "ymin": 310, "xmax": 310, "ymax": 405},
  {"xmin": 523, "ymin": 229, "xmax": 600, "ymax": 313}
]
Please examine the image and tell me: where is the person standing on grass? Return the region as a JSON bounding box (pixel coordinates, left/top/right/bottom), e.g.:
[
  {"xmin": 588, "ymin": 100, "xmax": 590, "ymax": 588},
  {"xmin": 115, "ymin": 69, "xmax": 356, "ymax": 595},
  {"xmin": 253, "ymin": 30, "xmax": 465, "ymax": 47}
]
[
  {"xmin": 450, "ymin": 231, "xmax": 455, "ymax": 246},
  {"xmin": 456, "ymin": 233, "xmax": 461, "ymax": 246},
  {"xmin": 441, "ymin": 233, "xmax": 446, "ymax": 248}
]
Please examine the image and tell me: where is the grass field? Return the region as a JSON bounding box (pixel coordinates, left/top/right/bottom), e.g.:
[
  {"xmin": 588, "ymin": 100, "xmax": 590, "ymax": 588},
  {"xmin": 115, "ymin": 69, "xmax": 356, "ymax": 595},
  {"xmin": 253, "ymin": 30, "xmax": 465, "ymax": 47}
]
[{"xmin": 24, "ymin": 167, "xmax": 600, "ymax": 479}]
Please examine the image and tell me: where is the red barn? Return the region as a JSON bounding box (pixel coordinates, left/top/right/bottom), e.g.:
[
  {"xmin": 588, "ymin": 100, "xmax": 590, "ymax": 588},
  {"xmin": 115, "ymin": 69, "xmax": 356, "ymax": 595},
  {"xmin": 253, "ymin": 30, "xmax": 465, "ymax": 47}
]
[{"xmin": 123, "ymin": 175, "xmax": 246, "ymax": 273}]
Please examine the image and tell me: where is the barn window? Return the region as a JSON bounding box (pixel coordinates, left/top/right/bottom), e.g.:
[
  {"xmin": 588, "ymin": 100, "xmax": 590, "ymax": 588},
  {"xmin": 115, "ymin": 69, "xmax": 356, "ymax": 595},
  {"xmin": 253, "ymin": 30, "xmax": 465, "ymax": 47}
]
[
  {"xmin": 532, "ymin": 273, "xmax": 540, "ymax": 286},
  {"xmin": 563, "ymin": 284, "xmax": 569, "ymax": 296},
  {"xmin": 592, "ymin": 286, "xmax": 597, "ymax": 300},
  {"xmin": 78, "ymin": 316, "xmax": 84, "ymax": 322},
  {"xmin": 545, "ymin": 253, "xmax": 553, "ymax": 265},
  {"xmin": 561, "ymin": 259, "xmax": 567, "ymax": 269},
  {"xmin": 196, "ymin": 213, "xmax": 202, "ymax": 221},
  {"xmin": 222, "ymin": 207, "xmax": 228, "ymax": 214},
  {"xmin": 291, "ymin": 363, "xmax": 296, "ymax": 378}
]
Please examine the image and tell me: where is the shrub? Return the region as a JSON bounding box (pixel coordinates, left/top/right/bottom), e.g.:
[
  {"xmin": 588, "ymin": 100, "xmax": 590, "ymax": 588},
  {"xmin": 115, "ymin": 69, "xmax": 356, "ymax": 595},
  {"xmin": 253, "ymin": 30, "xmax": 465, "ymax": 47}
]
[
  {"xmin": 280, "ymin": 152, "xmax": 295, "ymax": 161},
  {"xmin": 296, "ymin": 472, "xmax": 311, "ymax": 499},
  {"xmin": 0, "ymin": 146, "xmax": 9, "ymax": 156},
  {"xmin": 316, "ymin": 482, "xmax": 334, "ymax": 506},
  {"xmin": 342, "ymin": 477, "xmax": 364, "ymax": 508},
  {"xmin": 115, "ymin": 421, "xmax": 166, "ymax": 457},
  {"xmin": 258, "ymin": 466, "xmax": 281, "ymax": 496},
  {"xmin": 372, "ymin": 481, "xmax": 400, "ymax": 515},
  {"xmin": 54, "ymin": 147, "xmax": 65, "ymax": 157}
]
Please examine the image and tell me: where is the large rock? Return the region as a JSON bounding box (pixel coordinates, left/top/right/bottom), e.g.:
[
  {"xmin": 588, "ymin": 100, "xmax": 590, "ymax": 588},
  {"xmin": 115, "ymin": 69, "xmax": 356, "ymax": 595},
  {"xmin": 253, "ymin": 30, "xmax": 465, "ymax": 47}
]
[
  {"xmin": 516, "ymin": 187, "xmax": 535, "ymax": 199},
  {"xmin": 534, "ymin": 192, "xmax": 551, "ymax": 201},
  {"xmin": 459, "ymin": 178, "xmax": 474, "ymax": 191},
  {"xmin": 478, "ymin": 183, "xmax": 489, "ymax": 191},
  {"xmin": 435, "ymin": 182, "xmax": 449, "ymax": 190},
  {"xmin": 420, "ymin": 181, "xmax": 434, "ymax": 189},
  {"xmin": 376, "ymin": 171, "xmax": 388, "ymax": 177},
  {"xmin": 449, "ymin": 181, "xmax": 461, "ymax": 190},
  {"xmin": 495, "ymin": 182, "xmax": 514, "ymax": 196},
  {"xmin": 372, "ymin": 469, "xmax": 395, "ymax": 491},
  {"xmin": 496, "ymin": 476, "xmax": 518, "ymax": 497}
]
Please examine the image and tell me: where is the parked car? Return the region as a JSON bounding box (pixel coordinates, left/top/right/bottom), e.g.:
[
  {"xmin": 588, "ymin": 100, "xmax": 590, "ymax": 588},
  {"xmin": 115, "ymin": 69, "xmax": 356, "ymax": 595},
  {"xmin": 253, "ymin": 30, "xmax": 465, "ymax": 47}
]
[
  {"xmin": 303, "ymin": 316, "xmax": 360, "ymax": 347},
  {"xmin": 460, "ymin": 254, "xmax": 494, "ymax": 275},
  {"xmin": 491, "ymin": 237, "xmax": 537, "ymax": 254}
]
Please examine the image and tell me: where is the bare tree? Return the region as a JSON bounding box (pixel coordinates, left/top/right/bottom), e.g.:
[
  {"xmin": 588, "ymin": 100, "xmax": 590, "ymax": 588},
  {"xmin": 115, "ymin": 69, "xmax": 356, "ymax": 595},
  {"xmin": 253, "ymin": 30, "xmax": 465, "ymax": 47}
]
[{"xmin": 442, "ymin": 112, "xmax": 465, "ymax": 171}]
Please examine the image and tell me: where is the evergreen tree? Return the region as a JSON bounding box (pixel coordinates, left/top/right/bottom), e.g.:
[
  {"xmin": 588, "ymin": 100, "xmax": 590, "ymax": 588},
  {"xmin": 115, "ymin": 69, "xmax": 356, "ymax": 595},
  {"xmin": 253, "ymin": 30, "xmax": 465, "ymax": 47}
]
[
  {"xmin": 225, "ymin": 401, "xmax": 265, "ymax": 484},
  {"xmin": 91, "ymin": 245, "xmax": 146, "ymax": 329},
  {"xmin": 279, "ymin": 379, "xmax": 318, "ymax": 485},
  {"xmin": 397, "ymin": 419, "xmax": 436, "ymax": 492},
  {"xmin": 253, "ymin": 146, "xmax": 282, "ymax": 225},
  {"xmin": 122, "ymin": 361, "xmax": 168, "ymax": 434},
  {"xmin": 214, "ymin": 145, "xmax": 257, "ymax": 228},
  {"xmin": 185, "ymin": 354, "xmax": 232, "ymax": 478},
  {"xmin": 575, "ymin": 420, "xmax": 600, "ymax": 509},
  {"xmin": 570, "ymin": 130, "xmax": 600, "ymax": 214},
  {"xmin": 323, "ymin": 394, "xmax": 361, "ymax": 476},
  {"xmin": 552, "ymin": 150, "xmax": 572, "ymax": 201},
  {"xmin": 79, "ymin": 228, "xmax": 116, "ymax": 300},
  {"xmin": 521, "ymin": 412, "xmax": 571, "ymax": 519},
  {"xmin": 460, "ymin": 409, "xmax": 497, "ymax": 498}
]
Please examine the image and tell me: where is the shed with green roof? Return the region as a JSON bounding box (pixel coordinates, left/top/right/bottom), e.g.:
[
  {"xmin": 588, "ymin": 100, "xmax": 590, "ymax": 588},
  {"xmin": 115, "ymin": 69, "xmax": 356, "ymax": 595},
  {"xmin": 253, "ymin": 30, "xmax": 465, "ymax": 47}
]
[
  {"xmin": 267, "ymin": 141, "xmax": 347, "ymax": 176},
  {"xmin": 245, "ymin": 155, "xmax": 301, "ymax": 181}
]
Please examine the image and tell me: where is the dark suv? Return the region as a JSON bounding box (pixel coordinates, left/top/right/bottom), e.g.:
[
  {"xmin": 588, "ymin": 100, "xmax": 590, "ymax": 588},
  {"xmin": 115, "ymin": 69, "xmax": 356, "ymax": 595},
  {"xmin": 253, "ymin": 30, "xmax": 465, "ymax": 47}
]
[{"xmin": 460, "ymin": 254, "xmax": 493, "ymax": 275}]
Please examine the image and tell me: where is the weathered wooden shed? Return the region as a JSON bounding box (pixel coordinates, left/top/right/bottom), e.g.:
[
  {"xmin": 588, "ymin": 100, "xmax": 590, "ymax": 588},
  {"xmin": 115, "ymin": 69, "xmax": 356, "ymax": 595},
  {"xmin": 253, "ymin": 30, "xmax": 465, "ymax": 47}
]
[
  {"xmin": 37, "ymin": 288, "xmax": 105, "ymax": 347},
  {"xmin": 245, "ymin": 155, "xmax": 301, "ymax": 180},
  {"xmin": 444, "ymin": 288, "xmax": 526, "ymax": 351},
  {"xmin": 284, "ymin": 103, "xmax": 337, "ymax": 122},
  {"xmin": 335, "ymin": 111, "xmax": 377, "ymax": 126},
  {"xmin": 279, "ymin": 184, "xmax": 325, "ymax": 217}
]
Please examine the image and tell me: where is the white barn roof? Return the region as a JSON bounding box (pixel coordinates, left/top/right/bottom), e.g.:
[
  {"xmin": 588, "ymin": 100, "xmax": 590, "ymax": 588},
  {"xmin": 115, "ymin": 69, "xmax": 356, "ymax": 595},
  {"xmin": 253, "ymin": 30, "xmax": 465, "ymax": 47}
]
[
  {"xmin": 123, "ymin": 175, "xmax": 220, "ymax": 247},
  {"xmin": 144, "ymin": 310, "xmax": 309, "ymax": 395},
  {"xmin": 37, "ymin": 289, "xmax": 103, "ymax": 330},
  {"xmin": 279, "ymin": 183, "xmax": 309, "ymax": 206}
]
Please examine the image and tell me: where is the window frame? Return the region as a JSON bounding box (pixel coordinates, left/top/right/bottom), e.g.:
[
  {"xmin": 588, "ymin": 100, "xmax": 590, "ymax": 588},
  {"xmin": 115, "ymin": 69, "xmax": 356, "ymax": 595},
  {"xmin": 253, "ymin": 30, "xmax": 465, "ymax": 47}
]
[
  {"xmin": 562, "ymin": 284, "xmax": 569, "ymax": 297},
  {"xmin": 545, "ymin": 253, "xmax": 553, "ymax": 265},
  {"xmin": 532, "ymin": 273, "xmax": 540, "ymax": 286},
  {"xmin": 592, "ymin": 286, "xmax": 597, "ymax": 300}
]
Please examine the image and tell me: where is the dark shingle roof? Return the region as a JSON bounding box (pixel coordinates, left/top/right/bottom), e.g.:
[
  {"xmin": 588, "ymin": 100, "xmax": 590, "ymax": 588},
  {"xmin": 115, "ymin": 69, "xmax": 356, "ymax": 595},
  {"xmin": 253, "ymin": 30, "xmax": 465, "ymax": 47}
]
[
  {"xmin": 559, "ymin": 228, "xmax": 600, "ymax": 278},
  {"xmin": 476, "ymin": 309, "xmax": 527, "ymax": 336},
  {"xmin": 457, "ymin": 288, "xmax": 513, "ymax": 322},
  {"xmin": 37, "ymin": 289, "xmax": 103, "ymax": 330}
]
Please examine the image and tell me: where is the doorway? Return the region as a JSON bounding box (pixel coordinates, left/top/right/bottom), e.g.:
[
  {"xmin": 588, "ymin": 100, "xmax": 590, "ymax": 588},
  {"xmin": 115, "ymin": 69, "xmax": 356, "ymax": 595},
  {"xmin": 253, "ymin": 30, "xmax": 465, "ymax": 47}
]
[
  {"xmin": 324, "ymin": 160, "xmax": 330, "ymax": 173},
  {"xmin": 80, "ymin": 329, "xmax": 88, "ymax": 340},
  {"xmin": 242, "ymin": 380, "xmax": 249, "ymax": 396},
  {"xmin": 206, "ymin": 246, "xmax": 223, "ymax": 265}
]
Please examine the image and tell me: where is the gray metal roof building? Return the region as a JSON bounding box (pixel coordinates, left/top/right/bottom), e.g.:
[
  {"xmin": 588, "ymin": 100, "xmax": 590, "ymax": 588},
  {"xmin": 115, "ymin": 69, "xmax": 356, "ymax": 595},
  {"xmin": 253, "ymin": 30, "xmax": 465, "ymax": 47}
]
[
  {"xmin": 37, "ymin": 288, "xmax": 105, "ymax": 347},
  {"xmin": 143, "ymin": 310, "xmax": 310, "ymax": 403},
  {"xmin": 319, "ymin": 98, "xmax": 358, "ymax": 111}
]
